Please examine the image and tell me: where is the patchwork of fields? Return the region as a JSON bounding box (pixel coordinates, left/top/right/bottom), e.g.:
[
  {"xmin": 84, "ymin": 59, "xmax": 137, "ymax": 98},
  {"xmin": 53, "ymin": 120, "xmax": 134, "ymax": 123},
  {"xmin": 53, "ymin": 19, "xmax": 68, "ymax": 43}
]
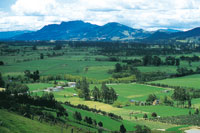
[
  {"xmin": 1, "ymin": 45, "xmax": 200, "ymax": 132},
  {"xmin": 30, "ymin": 82, "xmax": 195, "ymax": 130}
]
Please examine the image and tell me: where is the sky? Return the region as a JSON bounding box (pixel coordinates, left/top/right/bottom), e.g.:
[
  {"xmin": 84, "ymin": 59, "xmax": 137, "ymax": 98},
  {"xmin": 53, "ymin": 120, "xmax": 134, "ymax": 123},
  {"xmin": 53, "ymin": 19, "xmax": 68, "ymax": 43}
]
[{"xmin": 0, "ymin": 0, "xmax": 200, "ymax": 31}]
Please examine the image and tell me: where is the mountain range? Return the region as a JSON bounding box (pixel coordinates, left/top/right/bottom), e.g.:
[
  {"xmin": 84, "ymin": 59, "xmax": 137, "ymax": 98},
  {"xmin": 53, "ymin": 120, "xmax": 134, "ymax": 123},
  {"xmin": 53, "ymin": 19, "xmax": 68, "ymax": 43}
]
[{"xmin": 1, "ymin": 20, "xmax": 200, "ymax": 42}]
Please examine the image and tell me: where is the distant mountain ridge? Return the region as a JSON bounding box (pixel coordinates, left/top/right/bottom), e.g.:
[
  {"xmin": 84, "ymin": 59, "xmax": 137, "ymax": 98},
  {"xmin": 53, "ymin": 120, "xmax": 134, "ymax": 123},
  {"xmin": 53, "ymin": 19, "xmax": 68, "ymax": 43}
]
[
  {"xmin": 0, "ymin": 30, "xmax": 32, "ymax": 39},
  {"xmin": 1, "ymin": 20, "xmax": 200, "ymax": 42},
  {"xmin": 10, "ymin": 20, "xmax": 151, "ymax": 41}
]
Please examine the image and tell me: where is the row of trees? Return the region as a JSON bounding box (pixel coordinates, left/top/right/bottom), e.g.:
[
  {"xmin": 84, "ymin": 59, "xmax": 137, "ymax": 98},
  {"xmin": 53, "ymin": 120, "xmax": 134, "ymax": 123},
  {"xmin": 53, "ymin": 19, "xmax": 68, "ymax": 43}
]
[
  {"xmin": 92, "ymin": 83, "xmax": 117, "ymax": 104},
  {"xmin": 143, "ymin": 55, "xmax": 180, "ymax": 66}
]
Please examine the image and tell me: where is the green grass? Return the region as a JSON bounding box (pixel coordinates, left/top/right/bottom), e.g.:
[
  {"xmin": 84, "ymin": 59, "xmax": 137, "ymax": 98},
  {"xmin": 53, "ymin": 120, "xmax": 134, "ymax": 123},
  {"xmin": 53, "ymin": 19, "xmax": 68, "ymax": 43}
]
[
  {"xmin": 123, "ymin": 105, "xmax": 193, "ymax": 118},
  {"xmin": 64, "ymin": 105, "xmax": 136, "ymax": 132},
  {"xmin": 27, "ymin": 83, "xmax": 54, "ymax": 91},
  {"xmin": 0, "ymin": 109, "xmax": 82, "ymax": 133},
  {"xmin": 90, "ymin": 83, "xmax": 172, "ymax": 102},
  {"xmin": 149, "ymin": 74, "xmax": 200, "ymax": 89},
  {"xmin": 137, "ymin": 60, "xmax": 200, "ymax": 75},
  {"xmin": 0, "ymin": 53, "xmax": 115, "ymax": 80}
]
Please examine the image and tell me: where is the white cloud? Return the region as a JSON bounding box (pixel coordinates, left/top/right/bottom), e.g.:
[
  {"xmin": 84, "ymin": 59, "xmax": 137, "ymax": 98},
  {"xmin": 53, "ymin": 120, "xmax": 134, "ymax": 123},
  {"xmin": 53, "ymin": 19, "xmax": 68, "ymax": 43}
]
[
  {"xmin": 0, "ymin": 0, "xmax": 200, "ymax": 31},
  {"xmin": 11, "ymin": 0, "xmax": 58, "ymax": 16}
]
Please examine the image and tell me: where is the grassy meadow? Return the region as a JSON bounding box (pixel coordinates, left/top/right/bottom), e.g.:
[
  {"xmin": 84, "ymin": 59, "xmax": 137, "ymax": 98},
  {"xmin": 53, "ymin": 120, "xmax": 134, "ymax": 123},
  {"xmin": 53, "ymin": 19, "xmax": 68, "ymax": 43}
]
[{"xmin": 149, "ymin": 74, "xmax": 200, "ymax": 89}]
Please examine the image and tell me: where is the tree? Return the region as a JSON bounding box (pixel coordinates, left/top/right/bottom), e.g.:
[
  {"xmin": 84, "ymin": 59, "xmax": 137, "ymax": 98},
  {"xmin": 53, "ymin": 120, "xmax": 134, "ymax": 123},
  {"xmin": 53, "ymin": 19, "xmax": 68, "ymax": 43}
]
[
  {"xmin": 143, "ymin": 55, "xmax": 152, "ymax": 66},
  {"xmin": 92, "ymin": 86, "xmax": 100, "ymax": 101},
  {"xmin": 109, "ymin": 87, "xmax": 118, "ymax": 103},
  {"xmin": 115, "ymin": 63, "xmax": 122, "ymax": 72},
  {"xmin": 0, "ymin": 61, "xmax": 4, "ymax": 66},
  {"xmin": 135, "ymin": 125, "xmax": 143, "ymax": 133},
  {"xmin": 194, "ymin": 108, "xmax": 199, "ymax": 115},
  {"xmin": 24, "ymin": 70, "xmax": 31, "ymax": 79},
  {"xmin": 143, "ymin": 113, "xmax": 148, "ymax": 119},
  {"xmin": 151, "ymin": 112, "xmax": 157, "ymax": 117},
  {"xmin": 40, "ymin": 53, "xmax": 44, "ymax": 59},
  {"xmin": 33, "ymin": 70, "xmax": 40, "ymax": 82},
  {"xmin": 32, "ymin": 45, "xmax": 37, "ymax": 50},
  {"xmin": 120, "ymin": 124, "xmax": 126, "ymax": 133},
  {"xmin": 176, "ymin": 59, "xmax": 180, "ymax": 66},
  {"xmin": 146, "ymin": 94, "xmax": 157, "ymax": 104},
  {"xmin": 76, "ymin": 78, "xmax": 90, "ymax": 100},
  {"xmin": 152, "ymin": 56, "xmax": 162, "ymax": 66},
  {"xmin": 100, "ymin": 83, "xmax": 110, "ymax": 103},
  {"xmin": 73, "ymin": 111, "xmax": 82, "ymax": 121},
  {"xmin": 53, "ymin": 45, "xmax": 62, "ymax": 50},
  {"xmin": 0, "ymin": 73, "xmax": 5, "ymax": 88},
  {"xmin": 172, "ymin": 88, "xmax": 189, "ymax": 107},
  {"xmin": 81, "ymin": 78, "xmax": 90, "ymax": 100},
  {"xmin": 98, "ymin": 121, "xmax": 103, "ymax": 127}
]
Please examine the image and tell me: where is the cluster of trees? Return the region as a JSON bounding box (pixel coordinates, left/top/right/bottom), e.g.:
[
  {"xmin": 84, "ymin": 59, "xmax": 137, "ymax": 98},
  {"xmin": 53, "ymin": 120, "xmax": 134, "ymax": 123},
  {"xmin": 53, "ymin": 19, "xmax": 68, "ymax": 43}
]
[
  {"xmin": 142, "ymin": 55, "xmax": 180, "ymax": 66},
  {"xmin": 6, "ymin": 82, "xmax": 29, "ymax": 94},
  {"xmin": 73, "ymin": 111, "xmax": 103, "ymax": 128},
  {"xmin": 24, "ymin": 70, "xmax": 40, "ymax": 82},
  {"xmin": 180, "ymin": 55, "xmax": 200, "ymax": 62},
  {"xmin": 0, "ymin": 88, "xmax": 68, "ymax": 124},
  {"xmin": 119, "ymin": 124, "xmax": 151, "ymax": 133},
  {"xmin": 172, "ymin": 88, "xmax": 192, "ymax": 108},
  {"xmin": 92, "ymin": 83, "xmax": 118, "ymax": 104},
  {"xmin": 112, "ymin": 63, "xmax": 168, "ymax": 82},
  {"xmin": 145, "ymin": 94, "xmax": 174, "ymax": 106},
  {"xmin": 95, "ymin": 57, "xmax": 120, "ymax": 62},
  {"xmin": 146, "ymin": 94, "xmax": 157, "ymax": 105},
  {"xmin": 134, "ymin": 125, "xmax": 151, "ymax": 133},
  {"xmin": 76, "ymin": 78, "xmax": 118, "ymax": 104}
]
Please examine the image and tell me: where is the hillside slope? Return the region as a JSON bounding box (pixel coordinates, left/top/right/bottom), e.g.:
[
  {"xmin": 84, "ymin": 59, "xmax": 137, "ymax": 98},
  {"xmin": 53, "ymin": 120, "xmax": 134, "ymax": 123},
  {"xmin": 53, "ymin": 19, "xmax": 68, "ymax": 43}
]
[{"xmin": 0, "ymin": 109, "xmax": 83, "ymax": 133}]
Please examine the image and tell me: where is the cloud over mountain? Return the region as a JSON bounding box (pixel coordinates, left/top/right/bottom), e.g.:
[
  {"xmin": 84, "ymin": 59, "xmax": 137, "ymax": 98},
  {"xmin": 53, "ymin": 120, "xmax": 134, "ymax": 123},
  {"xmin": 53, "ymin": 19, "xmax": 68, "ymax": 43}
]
[{"xmin": 0, "ymin": 0, "xmax": 200, "ymax": 31}]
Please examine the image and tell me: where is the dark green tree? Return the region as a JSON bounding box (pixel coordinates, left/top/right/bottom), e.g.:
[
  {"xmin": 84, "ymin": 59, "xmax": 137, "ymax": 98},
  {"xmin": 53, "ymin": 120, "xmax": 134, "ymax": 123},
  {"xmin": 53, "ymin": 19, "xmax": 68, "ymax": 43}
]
[
  {"xmin": 98, "ymin": 121, "xmax": 103, "ymax": 127},
  {"xmin": 146, "ymin": 94, "xmax": 157, "ymax": 104},
  {"xmin": 0, "ymin": 72, "xmax": 5, "ymax": 87},
  {"xmin": 40, "ymin": 53, "xmax": 44, "ymax": 59},
  {"xmin": 151, "ymin": 112, "xmax": 157, "ymax": 117},
  {"xmin": 115, "ymin": 63, "xmax": 122, "ymax": 72},
  {"xmin": 120, "ymin": 124, "xmax": 126, "ymax": 133},
  {"xmin": 92, "ymin": 86, "xmax": 100, "ymax": 101}
]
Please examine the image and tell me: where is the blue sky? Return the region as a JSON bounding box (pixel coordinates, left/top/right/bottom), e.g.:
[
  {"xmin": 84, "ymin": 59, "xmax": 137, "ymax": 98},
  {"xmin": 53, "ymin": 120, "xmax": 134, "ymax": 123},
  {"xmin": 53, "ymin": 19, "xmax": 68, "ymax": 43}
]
[{"xmin": 0, "ymin": 0, "xmax": 200, "ymax": 31}]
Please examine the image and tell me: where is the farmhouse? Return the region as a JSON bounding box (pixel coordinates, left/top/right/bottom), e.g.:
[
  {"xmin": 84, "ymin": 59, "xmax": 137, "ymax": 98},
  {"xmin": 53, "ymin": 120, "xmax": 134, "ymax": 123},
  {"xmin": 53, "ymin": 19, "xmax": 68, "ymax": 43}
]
[
  {"xmin": 130, "ymin": 99, "xmax": 137, "ymax": 103},
  {"xmin": 44, "ymin": 86, "xmax": 64, "ymax": 92},
  {"xmin": 153, "ymin": 99, "xmax": 160, "ymax": 105},
  {"xmin": 0, "ymin": 88, "xmax": 5, "ymax": 91},
  {"xmin": 162, "ymin": 90, "xmax": 169, "ymax": 93},
  {"xmin": 68, "ymin": 82, "xmax": 76, "ymax": 87}
]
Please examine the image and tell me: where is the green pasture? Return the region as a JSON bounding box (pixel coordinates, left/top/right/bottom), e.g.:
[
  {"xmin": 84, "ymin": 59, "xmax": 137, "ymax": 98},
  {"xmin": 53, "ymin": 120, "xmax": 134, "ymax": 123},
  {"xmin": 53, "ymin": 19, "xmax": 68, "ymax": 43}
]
[
  {"xmin": 0, "ymin": 109, "xmax": 77, "ymax": 133},
  {"xmin": 0, "ymin": 54, "xmax": 115, "ymax": 80},
  {"xmin": 149, "ymin": 74, "xmax": 200, "ymax": 89},
  {"xmin": 27, "ymin": 83, "xmax": 54, "ymax": 91},
  {"xmin": 90, "ymin": 83, "xmax": 172, "ymax": 102},
  {"xmin": 137, "ymin": 61, "xmax": 200, "ymax": 75}
]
